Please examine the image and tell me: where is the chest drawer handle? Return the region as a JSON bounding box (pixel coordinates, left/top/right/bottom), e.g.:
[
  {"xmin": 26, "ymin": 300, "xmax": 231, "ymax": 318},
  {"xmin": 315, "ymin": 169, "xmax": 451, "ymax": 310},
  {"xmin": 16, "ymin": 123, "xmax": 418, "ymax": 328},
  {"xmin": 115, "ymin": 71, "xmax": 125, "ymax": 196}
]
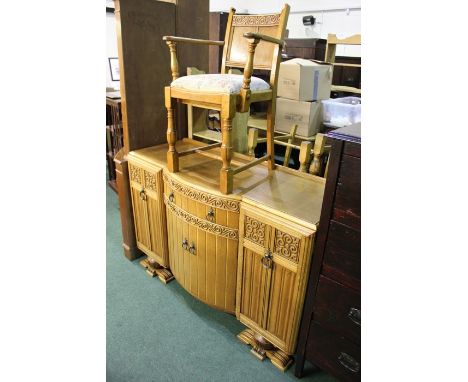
[
  {"xmin": 168, "ymin": 192, "xmax": 174, "ymax": 203},
  {"xmin": 348, "ymin": 307, "xmax": 361, "ymax": 326},
  {"xmin": 206, "ymin": 208, "xmax": 215, "ymax": 222},
  {"xmin": 338, "ymin": 352, "xmax": 360, "ymax": 373},
  {"xmin": 139, "ymin": 188, "xmax": 146, "ymax": 200},
  {"xmin": 261, "ymin": 250, "xmax": 273, "ymax": 269},
  {"xmin": 189, "ymin": 242, "xmax": 196, "ymax": 255},
  {"xmin": 181, "ymin": 239, "xmax": 188, "ymax": 250}
]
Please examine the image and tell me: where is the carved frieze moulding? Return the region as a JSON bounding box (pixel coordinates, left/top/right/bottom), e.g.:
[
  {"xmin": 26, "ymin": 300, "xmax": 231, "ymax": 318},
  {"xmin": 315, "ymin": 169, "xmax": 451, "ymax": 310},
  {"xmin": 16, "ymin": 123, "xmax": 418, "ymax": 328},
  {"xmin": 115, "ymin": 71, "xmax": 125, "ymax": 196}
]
[
  {"xmin": 164, "ymin": 196, "xmax": 239, "ymax": 240},
  {"xmin": 163, "ymin": 174, "xmax": 240, "ymax": 212},
  {"xmin": 129, "ymin": 165, "xmax": 142, "ymax": 184},
  {"xmin": 232, "ymin": 14, "xmax": 280, "ymax": 26}
]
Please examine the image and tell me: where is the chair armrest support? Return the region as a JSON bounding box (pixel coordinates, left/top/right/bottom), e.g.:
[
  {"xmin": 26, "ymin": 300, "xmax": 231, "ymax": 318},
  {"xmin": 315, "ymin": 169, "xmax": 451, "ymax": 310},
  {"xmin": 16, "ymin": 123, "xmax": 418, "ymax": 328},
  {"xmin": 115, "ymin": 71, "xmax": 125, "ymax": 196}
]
[
  {"xmin": 163, "ymin": 36, "xmax": 224, "ymax": 46},
  {"xmin": 243, "ymin": 32, "xmax": 284, "ymax": 47}
]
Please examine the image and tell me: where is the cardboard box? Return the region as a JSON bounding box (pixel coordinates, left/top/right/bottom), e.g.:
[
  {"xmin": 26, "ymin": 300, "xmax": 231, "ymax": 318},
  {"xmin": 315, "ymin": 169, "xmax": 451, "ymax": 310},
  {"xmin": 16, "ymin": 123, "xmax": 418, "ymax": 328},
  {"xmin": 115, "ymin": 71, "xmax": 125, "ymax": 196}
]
[
  {"xmin": 275, "ymin": 97, "xmax": 322, "ymax": 137},
  {"xmin": 277, "ymin": 58, "xmax": 332, "ymax": 101}
]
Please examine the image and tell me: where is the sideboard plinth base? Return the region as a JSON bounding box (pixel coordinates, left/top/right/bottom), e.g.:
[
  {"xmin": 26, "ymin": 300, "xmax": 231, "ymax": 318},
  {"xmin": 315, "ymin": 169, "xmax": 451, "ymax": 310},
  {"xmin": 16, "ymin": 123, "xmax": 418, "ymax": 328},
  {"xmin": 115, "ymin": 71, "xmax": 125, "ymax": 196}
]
[
  {"xmin": 139, "ymin": 257, "xmax": 174, "ymax": 284},
  {"xmin": 237, "ymin": 328, "xmax": 293, "ymax": 372}
]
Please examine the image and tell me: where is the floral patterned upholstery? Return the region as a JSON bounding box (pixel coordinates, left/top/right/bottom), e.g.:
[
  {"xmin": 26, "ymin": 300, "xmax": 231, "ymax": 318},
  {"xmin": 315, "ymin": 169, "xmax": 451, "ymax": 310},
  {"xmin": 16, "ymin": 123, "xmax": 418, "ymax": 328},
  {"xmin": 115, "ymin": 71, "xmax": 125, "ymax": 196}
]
[{"xmin": 170, "ymin": 74, "xmax": 270, "ymax": 94}]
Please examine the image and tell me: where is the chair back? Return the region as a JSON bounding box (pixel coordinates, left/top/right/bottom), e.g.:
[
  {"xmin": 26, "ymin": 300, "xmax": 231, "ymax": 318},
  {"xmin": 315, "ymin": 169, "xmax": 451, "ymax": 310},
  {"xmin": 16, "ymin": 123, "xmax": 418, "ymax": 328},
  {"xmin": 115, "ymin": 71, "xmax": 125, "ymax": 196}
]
[{"xmin": 220, "ymin": 5, "xmax": 290, "ymax": 88}]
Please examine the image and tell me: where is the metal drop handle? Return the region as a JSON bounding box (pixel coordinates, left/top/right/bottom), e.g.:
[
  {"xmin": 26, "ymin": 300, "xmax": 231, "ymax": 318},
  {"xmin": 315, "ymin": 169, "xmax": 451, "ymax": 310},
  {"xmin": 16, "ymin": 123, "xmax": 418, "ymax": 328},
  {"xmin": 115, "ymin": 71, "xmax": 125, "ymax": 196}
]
[
  {"xmin": 139, "ymin": 188, "xmax": 146, "ymax": 200},
  {"xmin": 348, "ymin": 307, "xmax": 361, "ymax": 326},
  {"xmin": 338, "ymin": 352, "xmax": 360, "ymax": 373},
  {"xmin": 181, "ymin": 239, "xmax": 188, "ymax": 250},
  {"xmin": 206, "ymin": 208, "xmax": 215, "ymax": 222},
  {"xmin": 168, "ymin": 192, "xmax": 174, "ymax": 203},
  {"xmin": 261, "ymin": 250, "xmax": 273, "ymax": 269},
  {"xmin": 189, "ymin": 242, "xmax": 196, "ymax": 255}
]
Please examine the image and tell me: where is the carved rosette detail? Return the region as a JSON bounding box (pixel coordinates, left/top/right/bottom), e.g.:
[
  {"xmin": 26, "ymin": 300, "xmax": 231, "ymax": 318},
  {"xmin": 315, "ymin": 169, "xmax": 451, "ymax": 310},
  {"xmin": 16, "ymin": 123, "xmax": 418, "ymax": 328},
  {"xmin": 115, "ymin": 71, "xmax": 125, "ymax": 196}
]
[
  {"xmin": 163, "ymin": 174, "xmax": 240, "ymax": 212},
  {"xmin": 274, "ymin": 230, "xmax": 300, "ymax": 263},
  {"xmin": 244, "ymin": 216, "xmax": 266, "ymax": 247},
  {"xmin": 232, "ymin": 14, "xmax": 280, "ymax": 26},
  {"xmin": 144, "ymin": 171, "xmax": 157, "ymax": 191},
  {"xmin": 164, "ymin": 196, "xmax": 238, "ymax": 240},
  {"xmin": 129, "ymin": 165, "xmax": 141, "ymax": 184}
]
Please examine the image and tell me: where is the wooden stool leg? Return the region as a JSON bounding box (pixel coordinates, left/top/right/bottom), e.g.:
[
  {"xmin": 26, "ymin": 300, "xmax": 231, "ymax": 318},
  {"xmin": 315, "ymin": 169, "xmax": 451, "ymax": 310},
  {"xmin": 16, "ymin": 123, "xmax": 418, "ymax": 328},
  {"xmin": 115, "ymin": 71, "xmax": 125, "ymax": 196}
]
[
  {"xmin": 220, "ymin": 116, "xmax": 233, "ymax": 194},
  {"xmin": 266, "ymin": 101, "xmax": 276, "ymax": 170},
  {"xmin": 165, "ymin": 87, "xmax": 178, "ymax": 172}
]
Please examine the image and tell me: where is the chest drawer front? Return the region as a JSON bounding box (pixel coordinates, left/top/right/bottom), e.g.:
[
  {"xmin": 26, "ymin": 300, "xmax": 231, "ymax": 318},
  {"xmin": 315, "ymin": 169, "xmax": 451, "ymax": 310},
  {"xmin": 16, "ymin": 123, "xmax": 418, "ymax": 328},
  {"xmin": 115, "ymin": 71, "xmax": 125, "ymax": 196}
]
[
  {"xmin": 322, "ymin": 220, "xmax": 360, "ymax": 288},
  {"xmin": 332, "ymin": 154, "xmax": 361, "ymax": 230},
  {"xmin": 306, "ymin": 321, "xmax": 361, "ymax": 382},
  {"xmin": 313, "ymin": 275, "xmax": 360, "ymax": 343},
  {"xmin": 163, "ymin": 173, "xmax": 240, "ymax": 229}
]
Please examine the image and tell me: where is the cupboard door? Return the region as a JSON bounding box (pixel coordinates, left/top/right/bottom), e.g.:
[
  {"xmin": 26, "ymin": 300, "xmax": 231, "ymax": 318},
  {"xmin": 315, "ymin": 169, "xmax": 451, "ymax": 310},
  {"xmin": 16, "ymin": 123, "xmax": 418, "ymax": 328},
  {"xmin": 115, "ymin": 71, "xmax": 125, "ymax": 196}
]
[
  {"xmin": 239, "ymin": 245, "xmax": 272, "ymax": 328},
  {"xmin": 129, "ymin": 166, "xmax": 152, "ymax": 252}
]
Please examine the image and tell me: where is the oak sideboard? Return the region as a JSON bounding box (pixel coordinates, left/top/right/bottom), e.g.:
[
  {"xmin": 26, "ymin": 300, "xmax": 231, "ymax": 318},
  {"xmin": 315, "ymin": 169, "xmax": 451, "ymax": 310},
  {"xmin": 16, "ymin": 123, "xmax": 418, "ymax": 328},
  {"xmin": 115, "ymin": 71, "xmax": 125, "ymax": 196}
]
[{"xmin": 127, "ymin": 138, "xmax": 325, "ymax": 371}]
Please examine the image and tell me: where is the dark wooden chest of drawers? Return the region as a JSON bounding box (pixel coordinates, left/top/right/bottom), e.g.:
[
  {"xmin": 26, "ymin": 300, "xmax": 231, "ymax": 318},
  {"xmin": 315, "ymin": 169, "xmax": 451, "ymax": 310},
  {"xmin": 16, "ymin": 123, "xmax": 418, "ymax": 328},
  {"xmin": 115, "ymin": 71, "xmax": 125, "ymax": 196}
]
[{"xmin": 295, "ymin": 124, "xmax": 361, "ymax": 381}]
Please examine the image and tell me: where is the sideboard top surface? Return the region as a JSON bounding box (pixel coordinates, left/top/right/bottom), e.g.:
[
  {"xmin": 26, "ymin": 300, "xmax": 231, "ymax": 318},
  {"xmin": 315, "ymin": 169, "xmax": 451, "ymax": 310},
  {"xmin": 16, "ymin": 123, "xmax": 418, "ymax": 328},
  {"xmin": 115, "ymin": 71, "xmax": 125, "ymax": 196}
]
[{"xmin": 129, "ymin": 140, "xmax": 325, "ymax": 228}]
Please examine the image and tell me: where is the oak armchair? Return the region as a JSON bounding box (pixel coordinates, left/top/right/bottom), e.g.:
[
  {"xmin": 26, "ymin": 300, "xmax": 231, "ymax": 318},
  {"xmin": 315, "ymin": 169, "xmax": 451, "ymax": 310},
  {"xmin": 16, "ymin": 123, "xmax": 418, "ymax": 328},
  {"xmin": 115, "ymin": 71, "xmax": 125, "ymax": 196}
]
[{"xmin": 163, "ymin": 5, "xmax": 290, "ymax": 194}]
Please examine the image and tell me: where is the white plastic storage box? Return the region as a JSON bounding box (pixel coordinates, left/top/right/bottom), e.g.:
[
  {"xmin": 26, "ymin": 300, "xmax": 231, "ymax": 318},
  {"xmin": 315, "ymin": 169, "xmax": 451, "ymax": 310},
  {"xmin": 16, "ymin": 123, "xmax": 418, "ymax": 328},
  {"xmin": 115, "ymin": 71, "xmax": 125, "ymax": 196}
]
[{"xmin": 321, "ymin": 97, "xmax": 361, "ymax": 126}]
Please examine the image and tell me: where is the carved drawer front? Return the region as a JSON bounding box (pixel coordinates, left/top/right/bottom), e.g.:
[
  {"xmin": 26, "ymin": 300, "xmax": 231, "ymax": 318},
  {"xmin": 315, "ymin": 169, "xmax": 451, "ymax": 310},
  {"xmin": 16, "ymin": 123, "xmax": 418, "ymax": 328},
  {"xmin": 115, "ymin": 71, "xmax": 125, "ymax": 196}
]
[
  {"xmin": 306, "ymin": 321, "xmax": 361, "ymax": 382},
  {"xmin": 313, "ymin": 275, "xmax": 361, "ymax": 344},
  {"xmin": 238, "ymin": 204, "xmax": 315, "ymax": 354},
  {"xmin": 128, "ymin": 159, "xmax": 168, "ymax": 267},
  {"xmin": 164, "ymin": 193, "xmax": 238, "ymax": 314},
  {"xmin": 163, "ymin": 173, "xmax": 240, "ymax": 230}
]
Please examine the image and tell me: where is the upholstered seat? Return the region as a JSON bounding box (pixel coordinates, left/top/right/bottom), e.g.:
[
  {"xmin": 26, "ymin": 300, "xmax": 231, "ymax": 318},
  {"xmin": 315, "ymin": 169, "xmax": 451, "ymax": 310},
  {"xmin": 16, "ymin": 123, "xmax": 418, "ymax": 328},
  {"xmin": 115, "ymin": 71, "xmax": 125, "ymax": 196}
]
[{"xmin": 171, "ymin": 74, "xmax": 270, "ymax": 94}]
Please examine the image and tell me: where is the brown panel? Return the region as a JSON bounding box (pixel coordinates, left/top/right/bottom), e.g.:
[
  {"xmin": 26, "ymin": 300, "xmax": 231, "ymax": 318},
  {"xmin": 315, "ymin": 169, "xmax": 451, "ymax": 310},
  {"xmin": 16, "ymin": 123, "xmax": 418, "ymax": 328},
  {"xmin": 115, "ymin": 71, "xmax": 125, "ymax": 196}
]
[
  {"xmin": 332, "ymin": 155, "xmax": 361, "ymax": 229},
  {"xmin": 313, "ymin": 276, "xmax": 360, "ymax": 344},
  {"xmin": 116, "ymin": 0, "xmax": 175, "ymax": 152},
  {"xmin": 343, "ymin": 141, "xmax": 361, "ymax": 158},
  {"xmin": 209, "ymin": 12, "xmax": 229, "ymax": 73},
  {"xmin": 322, "ymin": 220, "xmax": 361, "ymax": 289},
  {"xmin": 306, "ymin": 322, "xmax": 361, "ymax": 382}
]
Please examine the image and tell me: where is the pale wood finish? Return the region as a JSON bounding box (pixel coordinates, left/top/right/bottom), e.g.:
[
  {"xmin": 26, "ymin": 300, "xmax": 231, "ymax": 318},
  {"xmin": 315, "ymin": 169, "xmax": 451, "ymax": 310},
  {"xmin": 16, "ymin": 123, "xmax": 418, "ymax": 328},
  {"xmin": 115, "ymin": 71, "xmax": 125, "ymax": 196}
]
[
  {"xmin": 127, "ymin": 155, "xmax": 171, "ymax": 271},
  {"xmin": 236, "ymin": 203, "xmax": 315, "ymax": 359},
  {"xmin": 325, "ymin": 33, "xmax": 361, "ymax": 95},
  {"xmin": 297, "ymin": 133, "xmax": 331, "ymax": 177},
  {"xmin": 128, "ymin": 140, "xmax": 324, "ymax": 370},
  {"xmin": 163, "ymin": 5, "xmax": 290, "ymax": 194}
]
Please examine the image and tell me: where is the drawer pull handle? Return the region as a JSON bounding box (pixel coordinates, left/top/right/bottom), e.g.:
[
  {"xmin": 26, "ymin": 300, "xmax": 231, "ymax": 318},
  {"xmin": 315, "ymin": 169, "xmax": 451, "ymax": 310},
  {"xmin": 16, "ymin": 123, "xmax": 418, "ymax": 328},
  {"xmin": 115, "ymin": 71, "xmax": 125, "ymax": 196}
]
[
  {"xmin": 261, "ymin": 250, "xmax": 273, "ymax": 269},
  {"xmin": 338, "ymin": 352, "xmax": 360, "ymax": 373},
  {"xmin": 139, "ymin": 188, "xmax": 146, "ymax": 200},
  {"xmin": 189, "ymin": 242, "xmax": 196, "ymax": 255},
  {"xmin": 348, "ymin": 307, "xmax": 361, "ymax": 326},
  {"xmin": 206, "ymin": 208, "xmax": 215, "ymax": 222},
  {"xmin": 168, "ymin": 192, "xmax": 174, "ymax": 203},
  {"xmin": 181, "ymin": 239, "xmax": 188, "ymax": 250}
]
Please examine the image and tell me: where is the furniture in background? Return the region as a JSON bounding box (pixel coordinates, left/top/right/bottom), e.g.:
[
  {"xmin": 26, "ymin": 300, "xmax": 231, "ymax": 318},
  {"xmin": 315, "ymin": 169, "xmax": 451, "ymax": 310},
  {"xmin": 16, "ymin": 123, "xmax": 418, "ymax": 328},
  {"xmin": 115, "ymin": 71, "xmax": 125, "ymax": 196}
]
[
  {"xmin": 113, "ymin": 0, "xmax": 209, "ymax": 261},
  {"xmin": 209, "ymin": 11, "xmax": 229, "ymax": 73},
  {"xmin": 325, "ymin": 34, "xmax": 361, "ymax": 95},
  {"xmin": 297, "ymin": 133, "xmax": 331, "ymax": 176},
  {"xmin": 295, "ymin": 123, "xmax": 361, "ymax": 381},
  {"xmin": 282, "ymin": 38, "xmax": 326, "ymax": 60},
  {"xmin": 106, "ymin": 94, "xmax": 123, "ymax": 192},
  {"xmin": 127, "ymin": 138, "xmax": 326, "ymax": 371},
  {"xmin": 163, "ymin": 5, "xmax": 290, "ymax": 194}
]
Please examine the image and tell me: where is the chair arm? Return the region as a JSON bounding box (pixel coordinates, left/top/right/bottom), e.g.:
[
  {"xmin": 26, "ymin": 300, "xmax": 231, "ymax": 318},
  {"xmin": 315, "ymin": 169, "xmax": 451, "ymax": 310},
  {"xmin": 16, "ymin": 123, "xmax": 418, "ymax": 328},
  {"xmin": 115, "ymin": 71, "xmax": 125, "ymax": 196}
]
[
  {"xmin": 163, "ymin": 36, "xmax": 224, "ymax": 46},
  {"xmin": 243, "ymin": 32, "xmax": 284, "ymax": 47}
]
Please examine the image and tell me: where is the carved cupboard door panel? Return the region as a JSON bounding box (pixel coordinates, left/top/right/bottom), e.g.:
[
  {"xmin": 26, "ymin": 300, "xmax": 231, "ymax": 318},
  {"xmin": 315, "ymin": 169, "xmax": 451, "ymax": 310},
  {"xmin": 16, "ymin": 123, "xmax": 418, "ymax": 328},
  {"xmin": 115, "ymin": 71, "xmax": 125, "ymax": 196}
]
[
  {"xmin": 129, "ymin": 164, "xmax": 152, "ymax": 252},
  {"xmin": 128, "ymin": 161, "xmax": 169, "ymax": 266},
  {"xmin": 237, "ymin": 203, "xmax": 315, "ymax": 354},
  {"xmin": 266, "ymin": 225, "xmax": 313, "ymax": 354}
]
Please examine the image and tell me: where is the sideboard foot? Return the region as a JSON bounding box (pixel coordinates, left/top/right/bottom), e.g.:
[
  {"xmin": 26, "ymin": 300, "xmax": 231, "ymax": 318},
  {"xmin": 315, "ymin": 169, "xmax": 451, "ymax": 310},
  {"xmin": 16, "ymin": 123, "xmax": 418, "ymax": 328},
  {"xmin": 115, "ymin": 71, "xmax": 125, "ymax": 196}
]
[
  {"xmin": 237, "ymin": 328, "xmax": 293, "ymax": 372},
  {"xmin": 139, "ymin": 257, "xmax": 174, "ymax": 284}
]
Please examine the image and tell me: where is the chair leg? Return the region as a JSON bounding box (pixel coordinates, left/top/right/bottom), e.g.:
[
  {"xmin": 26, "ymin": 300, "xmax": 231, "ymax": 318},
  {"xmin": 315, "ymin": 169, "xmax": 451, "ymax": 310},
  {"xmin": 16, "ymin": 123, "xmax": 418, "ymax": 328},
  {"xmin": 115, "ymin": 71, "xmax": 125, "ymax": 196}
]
[
  {"xmin": 220, "ymin": 116, "xmax": 233, "ymax": 194},
  {"xmin": 165, "ymin": 88, "xmax": 178, "ymax": 173},
  {"xmin": 266, "ymin": 101, "xmax": 276, "ymax": 170}
]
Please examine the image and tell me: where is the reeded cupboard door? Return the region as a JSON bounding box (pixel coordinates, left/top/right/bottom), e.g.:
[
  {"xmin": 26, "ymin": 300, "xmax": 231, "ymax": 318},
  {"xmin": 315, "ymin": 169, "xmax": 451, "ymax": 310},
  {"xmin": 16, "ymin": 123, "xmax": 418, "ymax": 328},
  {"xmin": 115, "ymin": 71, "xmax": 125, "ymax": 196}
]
[
  {"xmin": 164, "ymin": 175, "xmax": 239, "ymax": 314},
  {"xmin": 128, "ymin": 162, "xmax": 169, "ymax": 266},
  {"xmin": 237, "ymin": 204, "xmax": 314, "ymax": 354}
]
